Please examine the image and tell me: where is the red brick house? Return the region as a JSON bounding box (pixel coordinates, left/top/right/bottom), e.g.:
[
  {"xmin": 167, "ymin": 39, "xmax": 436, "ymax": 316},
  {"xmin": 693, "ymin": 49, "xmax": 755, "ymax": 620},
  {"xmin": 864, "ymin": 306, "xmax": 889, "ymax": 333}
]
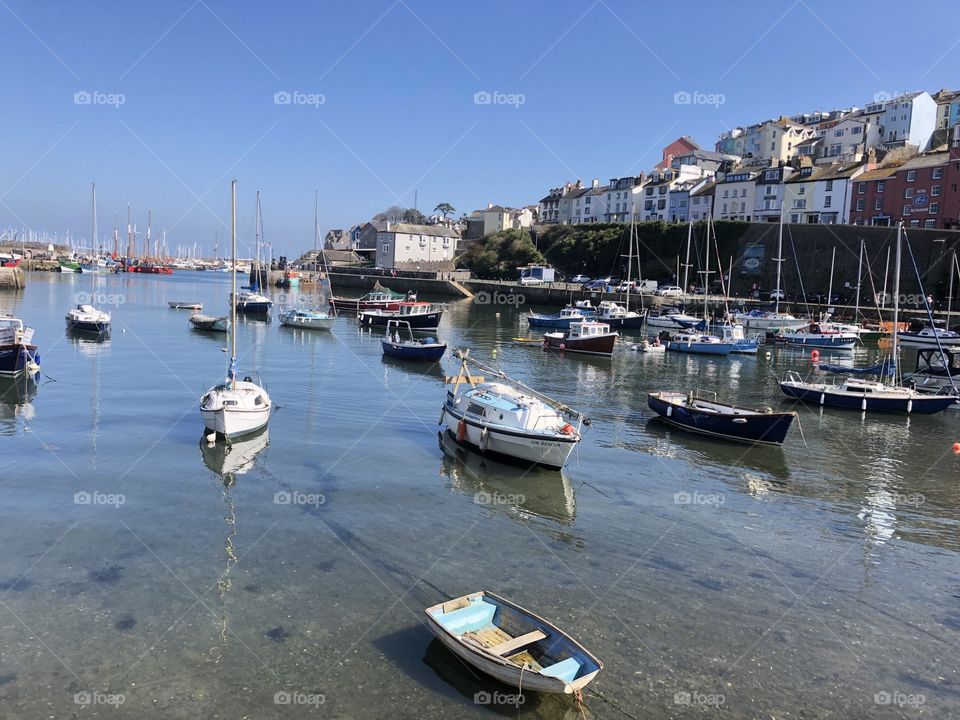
[
  {"xmin": 851, "ymin": 152, "xmax": 950, "ymax": 228},
  {"xmin": 945, "ymin": 126, "xmax": 960, "ymax": 229},
  {"xmin": 656, "ymin": 136, "xmax": 700, "ymax": 170}
]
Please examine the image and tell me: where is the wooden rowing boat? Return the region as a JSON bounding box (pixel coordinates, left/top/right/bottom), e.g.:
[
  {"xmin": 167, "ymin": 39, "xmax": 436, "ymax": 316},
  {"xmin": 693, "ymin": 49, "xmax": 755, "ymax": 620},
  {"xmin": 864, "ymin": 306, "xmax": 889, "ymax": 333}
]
[{"xmin": 424, "ymin": 590, "xmax": 602, "ymax": 694}]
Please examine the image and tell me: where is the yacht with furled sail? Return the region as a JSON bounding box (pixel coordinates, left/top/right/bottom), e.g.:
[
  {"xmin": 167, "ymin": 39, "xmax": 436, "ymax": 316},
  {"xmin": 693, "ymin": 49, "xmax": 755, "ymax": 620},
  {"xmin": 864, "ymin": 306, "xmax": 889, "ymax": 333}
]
[
  {"xmin": 66, "ymin": 184, "xmax": 111, "ymax": 336},
  {"xmin": 439, "ymin": 349, "xmax": 588, "ymax": 470},
  {"xmin": 200, "ymin": 181, "xmax": 273, "ymax": 440}
]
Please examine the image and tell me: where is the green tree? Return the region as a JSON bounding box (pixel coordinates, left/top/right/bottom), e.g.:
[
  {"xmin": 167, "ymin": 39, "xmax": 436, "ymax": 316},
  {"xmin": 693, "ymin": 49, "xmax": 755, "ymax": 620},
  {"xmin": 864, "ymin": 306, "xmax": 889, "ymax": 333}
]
[{"xmin": 434, "ymin": 202, "xmax": 455, "ymax": 219}]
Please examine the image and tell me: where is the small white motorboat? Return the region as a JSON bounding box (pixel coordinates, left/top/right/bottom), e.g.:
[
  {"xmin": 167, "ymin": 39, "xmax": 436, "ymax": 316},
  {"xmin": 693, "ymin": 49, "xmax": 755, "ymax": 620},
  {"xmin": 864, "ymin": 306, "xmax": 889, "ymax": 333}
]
[
  {"xmin": 440, "ymin": 350, "xmax": 587, "ymax": 470},
  {"xmin": 65, "ymin": 304, "xmax": 111, "ymax": 334},
  {"xmin": 632, "ymin": 337, "xmax": 666, "ymax": 353},
  {"xmin": 424, "ymin": 591, "xmax": 602, "ymax": 694},
  {"xmin": 168, "ymin": 301, "xmax": 203, "ymax": 310},
  {"xmin": 278, "ymin": 308, "xmax": 334, "ymax": 330}
]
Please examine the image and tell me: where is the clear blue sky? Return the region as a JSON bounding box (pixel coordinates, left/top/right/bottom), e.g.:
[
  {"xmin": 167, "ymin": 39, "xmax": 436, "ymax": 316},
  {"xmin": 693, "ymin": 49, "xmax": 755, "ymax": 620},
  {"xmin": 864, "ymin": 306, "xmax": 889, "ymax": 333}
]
[{"xmin": 1, "ymin": 0, "xmax": 957, "ymax": 256}]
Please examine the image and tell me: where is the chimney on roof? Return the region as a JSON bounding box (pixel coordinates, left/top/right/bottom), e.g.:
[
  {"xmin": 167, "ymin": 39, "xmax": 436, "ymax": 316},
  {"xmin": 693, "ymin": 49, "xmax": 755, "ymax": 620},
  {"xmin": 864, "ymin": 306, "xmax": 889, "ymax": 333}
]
[
  {"xmin": 591, "ymin": 178, "xmax": 599, "ymax": 188},
  {"xmin": 487, "ymin": 202, "xmax": 493, "ymax": 209}
]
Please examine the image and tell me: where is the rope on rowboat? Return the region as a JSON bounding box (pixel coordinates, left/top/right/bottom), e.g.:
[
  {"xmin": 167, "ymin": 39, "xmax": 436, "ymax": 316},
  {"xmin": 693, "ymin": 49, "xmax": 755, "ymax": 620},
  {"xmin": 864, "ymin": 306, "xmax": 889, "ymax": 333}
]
[
  {"xmin": 452, "ymin": 348, "xmax": 591, "ymax": 425},
  {"xmin": 794, "ymin": 412, "xmax": 808, "ymax": 449},
  {"xmin": 582, "ymin": 685, "xmax": 642, "ymax": 720}
]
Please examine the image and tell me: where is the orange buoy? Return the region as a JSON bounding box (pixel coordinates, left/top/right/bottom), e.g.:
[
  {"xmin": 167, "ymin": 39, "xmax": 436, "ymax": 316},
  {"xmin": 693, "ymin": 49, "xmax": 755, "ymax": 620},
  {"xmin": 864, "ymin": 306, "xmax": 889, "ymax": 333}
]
[
  {"xmin": 953, "ymin": 442, "xmax": 960, "ymax": 454},
  {"xmin": 561, "ymin": 423, "xmax": 575, "ymax": 435},
  {"xmin": 811, "ymin": 349, "xmax": 820, "ymax": 362},
  {"xmin": 457, "ymin": 419, "xmax": 467, "ymax": 442}
]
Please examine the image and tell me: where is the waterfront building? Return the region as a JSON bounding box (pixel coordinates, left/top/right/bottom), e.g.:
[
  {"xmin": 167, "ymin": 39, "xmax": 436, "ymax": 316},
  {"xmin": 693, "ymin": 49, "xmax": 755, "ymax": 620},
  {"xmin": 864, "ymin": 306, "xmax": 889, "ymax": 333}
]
[
  {"xmin": 875, "ymin": 91, "xmax": 937, "ymax": 151},
  {"xmin": 712, "ymin": 168, "xmax": 760, "ymax": 221},
  {"xmin": 375, "ymin": 222, "xmax": 458, "ymax": 270},
  {"xmin": 783, "ymin": 162, "xmax": 865, "ymax": 224},
  {"xmin": 604, "ymin": 176, "xmax": 646, "ymax": 223}
]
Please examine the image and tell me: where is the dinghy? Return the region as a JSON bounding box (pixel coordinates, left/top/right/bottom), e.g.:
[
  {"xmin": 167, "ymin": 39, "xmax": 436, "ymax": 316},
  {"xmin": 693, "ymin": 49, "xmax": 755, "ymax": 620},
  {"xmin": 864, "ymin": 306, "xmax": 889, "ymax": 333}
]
[
  {"xmin": 278, "ymin": 308, "xmax": 334, "ymax": 330},
  {"xmin": 648, "ymin": 390, "xmax": 796, "ymax": 445},
  {"xmin": 168, "ymin": 301, "xmax": 203, "ymax": 310},
  {"xmin": 424, "ymin": 591, "xmax": 602, "ymax": 695},
  {"xmin": 190, "ymin": 315, "xmax": 230, "ymax": 332},
  {"xmin": 382, "ymin": 320, "xmax": 446, "ymax": 361}
]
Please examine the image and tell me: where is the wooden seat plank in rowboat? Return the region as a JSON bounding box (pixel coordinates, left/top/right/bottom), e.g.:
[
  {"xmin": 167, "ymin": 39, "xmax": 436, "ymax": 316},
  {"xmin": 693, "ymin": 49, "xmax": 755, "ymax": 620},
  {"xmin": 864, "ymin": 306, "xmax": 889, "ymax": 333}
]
[{"xmin": 424, "ymin": 590, "xmax": 602, "ymax": 694}]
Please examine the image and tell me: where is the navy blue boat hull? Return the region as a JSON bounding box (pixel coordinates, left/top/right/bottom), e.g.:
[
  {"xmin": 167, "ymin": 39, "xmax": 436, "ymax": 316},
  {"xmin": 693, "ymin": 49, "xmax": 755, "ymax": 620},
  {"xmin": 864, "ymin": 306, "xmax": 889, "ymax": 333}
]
[
  {"xmin": 66, "ymin": 319, "xmax": 110, "ymax": 334},
  {"xmin": 0, "ymin": 344, "xmax": 39, "ymax": 376},
  {"xmin": 381, "ymin": 340, "xmax": 446, "ymax": 361},
  {"xmin": 361, "ymin": 311, "xmax": 443, "ymax": 330},
  {"xmin": 779, "ymin": 382, "xmax": 956, "ymax": 414},
  {"xmin": 647, "ymin": 393, "xmax": 795, "ymax": 445},
  {"xmin": 235, "ymin": 301, "xmax": 273, "ymax": 315}
]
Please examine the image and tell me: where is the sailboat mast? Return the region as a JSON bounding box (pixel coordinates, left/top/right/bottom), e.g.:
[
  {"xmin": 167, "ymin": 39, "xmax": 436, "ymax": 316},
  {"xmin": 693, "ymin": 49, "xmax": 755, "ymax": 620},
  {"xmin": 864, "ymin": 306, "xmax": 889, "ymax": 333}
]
[
  {"xmin": 91, "ymin": 182, "xmax": 97, "ymax": 257},
  {"xmin": 891, "ymin": 222, "xmax": 902, "ymax": 367},
  {"xmin": 682, "ymin": 220, "xmax": 692, "ymax": 293},
  {"xmin": 774, "ymin": 205, "xmax": 784, "ymax": 316},
  {"xmin": 146, "ymin": 210, "xmax": 152, "ymax": 259},
  {"xmin": 703, "ymin": 217, "xmax": 711, "ymax": 322},
  {"xmin": 314, "ymin": 190, "xmax": 320, "ymax": 254},
  {"xmin": 854, "ymin": 239, "xmax": 863, "ymax": 322},
  {"xmin": 625, "ymin": 206, "xmax": 634, "ymax": 313},
  {"xmin": 255, "ymin": 190, "xmax": 261, "ymax": 288},
  {"xmin": 826, "ymin": 246, "xmax": 836, "ymax": 316},
  {"xmin": 948, "ymin": 249, "xmax": 956, "ymax": 329},
  {"xmin": 231, "ymin": 180, "xmax": 238, "ymax": 390}
]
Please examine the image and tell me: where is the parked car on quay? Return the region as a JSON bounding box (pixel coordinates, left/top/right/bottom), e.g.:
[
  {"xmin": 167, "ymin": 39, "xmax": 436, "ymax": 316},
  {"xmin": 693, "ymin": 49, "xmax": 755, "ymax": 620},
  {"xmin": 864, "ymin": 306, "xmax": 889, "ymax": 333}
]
[
  {"xmin": 571, "ymin": 274, "xmax": 591, "ymax": 284},
  {"xmin": 656, "ymin": 285, "xmax": 684, "ymax": 298}
]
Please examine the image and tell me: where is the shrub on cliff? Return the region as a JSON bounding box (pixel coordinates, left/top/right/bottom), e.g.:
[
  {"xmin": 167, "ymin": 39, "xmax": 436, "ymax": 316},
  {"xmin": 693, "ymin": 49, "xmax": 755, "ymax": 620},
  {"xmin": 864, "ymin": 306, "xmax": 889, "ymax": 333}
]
[{"xmin": 456, "ymin": 229, "xmax": 545, "ymax": 279}]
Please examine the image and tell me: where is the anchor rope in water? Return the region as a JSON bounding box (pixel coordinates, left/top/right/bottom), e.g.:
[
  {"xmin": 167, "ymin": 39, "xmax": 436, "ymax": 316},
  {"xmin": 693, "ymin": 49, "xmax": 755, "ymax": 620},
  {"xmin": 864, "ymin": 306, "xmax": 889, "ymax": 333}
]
[{"xmin": 583, "ymin": 684, "xmax": 642, "ymax": 720}]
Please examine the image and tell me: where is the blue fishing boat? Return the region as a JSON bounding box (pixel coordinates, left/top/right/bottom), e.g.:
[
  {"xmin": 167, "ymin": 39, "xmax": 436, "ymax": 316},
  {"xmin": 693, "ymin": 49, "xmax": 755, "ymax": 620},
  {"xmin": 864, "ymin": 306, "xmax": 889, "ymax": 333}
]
[
  {"xmin": 526, "ymin": 304, "xmax": 594, "ymax": 329},
  {"xmin": 781, "ymin": 322, "xmax": 858, "ymax": 349},
  {"xmin": 0, "ymin": 316, "xmax": 40, "ymax": 377},
  {"xmin": 382, "ymin": 320, "xmax": 446, "ymax": 361},
  {"xmin": 647, "ymin": 390, "xmax": 796, "ymax": 445},
  {"xmin": 666, "ymin": 331, "xmax": 733, "ymax": 356}
]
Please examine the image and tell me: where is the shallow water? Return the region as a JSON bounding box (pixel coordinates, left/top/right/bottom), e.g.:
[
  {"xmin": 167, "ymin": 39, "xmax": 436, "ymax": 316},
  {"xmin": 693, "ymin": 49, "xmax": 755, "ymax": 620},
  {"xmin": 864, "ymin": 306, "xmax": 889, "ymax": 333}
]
[{"xmin": 1, "ymin": 272, "xmax": 959, "ymax": 719}]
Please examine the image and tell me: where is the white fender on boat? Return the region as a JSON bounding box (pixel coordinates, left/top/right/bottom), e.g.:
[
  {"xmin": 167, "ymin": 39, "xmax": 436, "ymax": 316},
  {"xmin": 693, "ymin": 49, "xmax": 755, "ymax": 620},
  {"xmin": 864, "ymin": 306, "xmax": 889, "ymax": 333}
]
[
  {"xmin": 819, "ymin": 393, "xmax": 825, "ymax": 406},
  {"xmin": 438, "ymin": 408, "xmax": 445, "ymax": 425},
  {"xmin": 480, "ymin": 427, "xmax": 490, "ymax": 452},
  {"xmin": 861, "ymin": 398, "xmax": 867, "ymax": 411},
  {"xmin": 666, "ymin": 405, "xmax": 673, "ymax": 417},
  {"xmin": 907, "ymin": 399, "xmax": 913, "ymax": 414}
]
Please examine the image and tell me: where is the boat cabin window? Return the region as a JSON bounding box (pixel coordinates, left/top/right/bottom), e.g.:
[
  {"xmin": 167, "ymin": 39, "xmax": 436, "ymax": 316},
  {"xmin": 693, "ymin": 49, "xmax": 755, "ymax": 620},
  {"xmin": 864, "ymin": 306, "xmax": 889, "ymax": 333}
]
[{"xmin": 466, "ymin": 402, "xmax": 486, "ymax": 417}]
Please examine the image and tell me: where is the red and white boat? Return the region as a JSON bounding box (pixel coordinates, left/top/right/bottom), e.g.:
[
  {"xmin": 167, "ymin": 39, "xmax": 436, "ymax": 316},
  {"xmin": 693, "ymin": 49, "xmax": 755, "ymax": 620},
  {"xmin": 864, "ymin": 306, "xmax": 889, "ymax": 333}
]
[
  {"xmin": 329, "ymin": 283, "xmax": 410, "ymax": 312},
  {"xmin": 543, "ymin": 321, "xmax": 618, "ymax": 356}
]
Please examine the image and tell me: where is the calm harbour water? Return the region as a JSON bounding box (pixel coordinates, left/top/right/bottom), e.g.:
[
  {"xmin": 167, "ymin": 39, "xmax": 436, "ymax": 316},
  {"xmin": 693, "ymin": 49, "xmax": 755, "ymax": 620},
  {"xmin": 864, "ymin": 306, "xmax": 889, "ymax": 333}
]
[{"xmin": 2, "ymin": 271, "xmax": 960, "ymax": 719}]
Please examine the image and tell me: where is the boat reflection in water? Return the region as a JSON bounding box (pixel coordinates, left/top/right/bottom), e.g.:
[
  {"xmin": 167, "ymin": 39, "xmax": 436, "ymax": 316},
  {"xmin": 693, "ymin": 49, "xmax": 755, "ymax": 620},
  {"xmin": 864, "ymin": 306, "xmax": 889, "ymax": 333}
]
[
  {"xmin": 199, "ymin": 429, "xmax": 270, "ymax": 659},
  {"xmin": 0, "ymin": 373, "xmax": 38, "ymax": 436},
  {"xmin": 437, "ymin": 430, "xmax": 577, "ymax": 531},
  {"xmin": 421, "ymin": 637, "xmax": 582, "ymax": 720},
  {"xmin": 642, "ymin": 418, "xmax": 790, "ymax": 482}
]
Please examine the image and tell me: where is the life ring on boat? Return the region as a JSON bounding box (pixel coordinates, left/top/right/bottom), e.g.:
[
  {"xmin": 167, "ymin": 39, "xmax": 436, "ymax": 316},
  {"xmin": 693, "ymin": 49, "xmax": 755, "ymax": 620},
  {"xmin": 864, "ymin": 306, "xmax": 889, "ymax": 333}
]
[
  {"xmin": 561, "ymin": 423, "xmax": 575, "ymax": 435},
  {"xmin": 456, "ymin": 419, "xmax": 467, "ymax": 442},
  {"xmin": 810, "ymin": 349, "xmax": 820, "ymax": 362}
]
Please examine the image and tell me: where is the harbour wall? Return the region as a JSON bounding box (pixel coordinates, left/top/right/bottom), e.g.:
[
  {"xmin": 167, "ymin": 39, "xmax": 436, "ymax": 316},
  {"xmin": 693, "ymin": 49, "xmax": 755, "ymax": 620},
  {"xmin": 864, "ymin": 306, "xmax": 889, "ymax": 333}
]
[{"xmin": 0, "ymin": 266, "xmax": 26, "ymax": 290}]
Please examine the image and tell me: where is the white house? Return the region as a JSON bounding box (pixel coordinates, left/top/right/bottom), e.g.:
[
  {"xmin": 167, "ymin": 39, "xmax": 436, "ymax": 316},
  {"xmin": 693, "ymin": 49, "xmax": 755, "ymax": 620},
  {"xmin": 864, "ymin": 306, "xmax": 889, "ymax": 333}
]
[
  {"xmin": 783, "ymin": 162, "xmax": 865, "ymax": 224},
  {"xmin": 375, "ymin": 223, "xmax": 458, "ymax": 270},
  {"xmin": 604, "ymin": 176, "xmax": 646, "ymax": 222},
  {"xmin": 712, "ymin": 169, "xmax": 760, "ymax": 221},
  {"xmin": 688, "ymin": 180, "xmax": 716, "ymax": 221},
  {"xmin": 668, "ymin": 178, "xmax": 711, "ymax": 222},
  {"xmin": 876, "ymin": 91, "xmax": 937, "ymax": 151},
  {"xmin": 754, "ymin": 165, "xmax": 795, "ymax": 222}
]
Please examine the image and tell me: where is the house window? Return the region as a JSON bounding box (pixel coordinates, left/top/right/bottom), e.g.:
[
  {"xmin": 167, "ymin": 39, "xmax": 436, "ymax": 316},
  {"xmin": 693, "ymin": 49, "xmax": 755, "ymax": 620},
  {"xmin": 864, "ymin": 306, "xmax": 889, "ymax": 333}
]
[
  {"xmin": 932, "ymin": 185, "xmax": 941, "ymax": 196},
  {"xmin": 723, "ymin": 189, "xmax": 729, "ymax": 198},
  {"xmin": 381, "ymin": 243, "xmax": 390, "ymax": 253},
  {"xmin": 740, "ymin": 201, "xmax": 746, "ymax": 212},
  {"xmin": 903, "ymin": 205, "xmax": 912, "ymax": 216},
  {"xmin": 825, "ymin": 180, "xmax": 833, "ymax": 191},
  {"xmin": 824, "ymin": 196, "xmax": 832, "ymax": 208},
  {"xmin": 875, "ymin": 198, "xmax": 883, "ymax": 211},
  {"xmin": 858, "ymin": 182, "xmax": 866, "ymax": 194},
  {"xmin": 930, "ymin": 202, "xmax": 940, "ymax": 214},
  {"xmin": 765, "ymin": 170, "xmax": 778, "ymax": 180},
  {"xmin": 905, "ymin": 188, "xmax": 914, "ymax": 198},
  {"xmin": 856, "ymin": 199, "xmax": 864, "ymax": 211},
  {"xmin": 722, "ymin": 203, "xmax": 727, "ymax": 213},
  {"xmin": 877, "ymin": 181, "xmax": 885, "ymax": 193},
  {"xmin": 925, "ymin": 219, "xmax": 937, "ymax": 228},
  {"xmin": 790, "ymin": 213, "xmax": 801, "ymax": 223},
  {"xmin": 741, "ymin": 189, "xmax": 746, "ymax": 197},
  {"xmin": 910, "ymin": 220, "xmax": 920, "ymax": 227},
  {"xmin": 933, "ymin": 167, "xmax": 944, "ymax": 179},
  {"xmin": 907, "ymin": 170, "xmax": 917, "ymax": 181},
  {"xmin": 646, "ymin": 188, "xmax": 653, "ymax": 196},
  {"xmin": 798, "ymin": 186, "xmax": 806, "ymax": 195}
]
